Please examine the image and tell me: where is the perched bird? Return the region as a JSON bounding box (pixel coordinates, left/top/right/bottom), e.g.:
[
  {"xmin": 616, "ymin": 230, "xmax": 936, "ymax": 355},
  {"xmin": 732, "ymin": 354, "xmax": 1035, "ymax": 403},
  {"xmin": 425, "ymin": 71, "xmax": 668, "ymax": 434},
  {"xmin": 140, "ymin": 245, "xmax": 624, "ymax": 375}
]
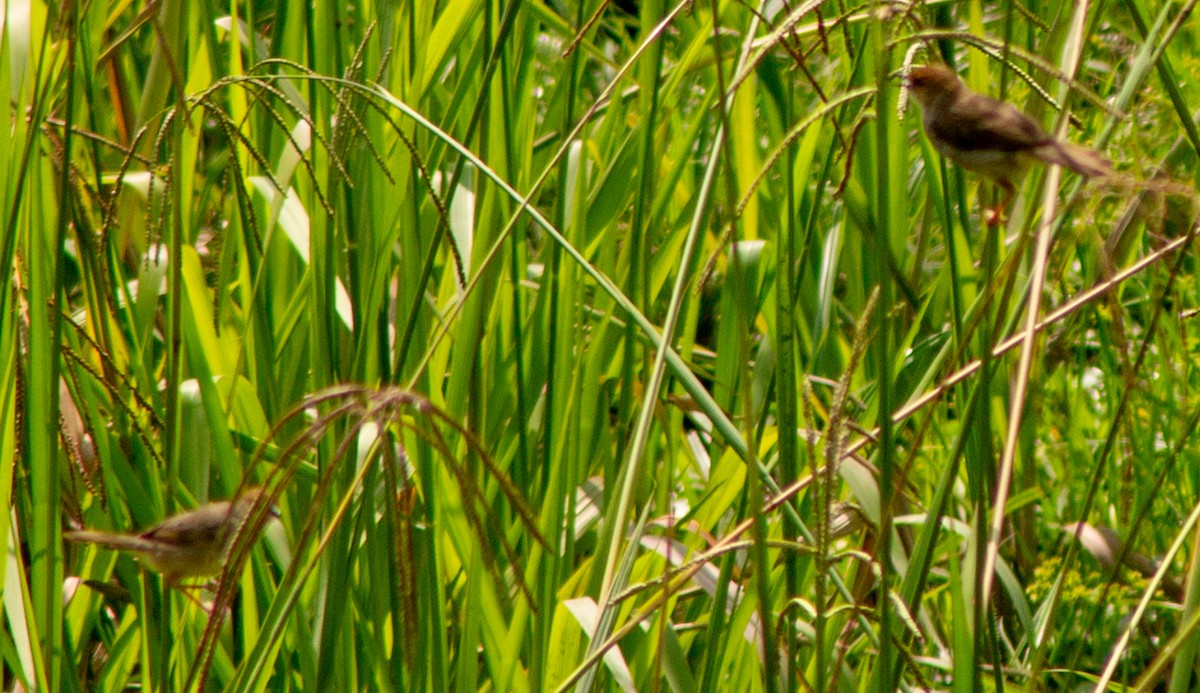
[
  {"xmin": 66, "ymin": 488, "xmax": 267, "ymax": 588},
  {"xmin": 905, "ymin": 63, "xmax": 1111, "ymax": 223}
]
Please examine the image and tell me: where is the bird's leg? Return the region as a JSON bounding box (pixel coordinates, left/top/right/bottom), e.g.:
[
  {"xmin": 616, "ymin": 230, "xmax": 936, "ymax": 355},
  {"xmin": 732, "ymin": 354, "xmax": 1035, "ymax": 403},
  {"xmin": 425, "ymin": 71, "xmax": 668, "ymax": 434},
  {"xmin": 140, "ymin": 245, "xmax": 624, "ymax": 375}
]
[
  {"xmin": 986, "ymin": 181, "xmax": 1016, "ymax": 227},
  {"xmin": 164, "ymin": 572, "xmax": 213, "ymax": 611}
]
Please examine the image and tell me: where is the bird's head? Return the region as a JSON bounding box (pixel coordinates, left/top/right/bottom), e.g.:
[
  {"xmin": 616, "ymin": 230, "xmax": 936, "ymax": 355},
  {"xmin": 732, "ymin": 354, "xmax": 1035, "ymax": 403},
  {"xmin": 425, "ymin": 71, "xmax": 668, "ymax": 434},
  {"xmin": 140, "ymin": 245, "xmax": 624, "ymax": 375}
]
[{"xmin": 904, "ymin": 64, "xmax": 963, "ymax": 109}]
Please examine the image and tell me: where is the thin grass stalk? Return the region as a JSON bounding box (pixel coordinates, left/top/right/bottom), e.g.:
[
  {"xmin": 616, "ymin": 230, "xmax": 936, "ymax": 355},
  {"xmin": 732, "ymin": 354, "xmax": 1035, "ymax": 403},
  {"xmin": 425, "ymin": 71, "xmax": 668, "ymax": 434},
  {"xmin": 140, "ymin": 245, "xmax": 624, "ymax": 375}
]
[
  {"xmin": 776, "ymin": 57, "xmax": 804, "ymax": 693},
  {"xmin": 866, "ymin": 14, "xmax": 899, "ymax": 689}
]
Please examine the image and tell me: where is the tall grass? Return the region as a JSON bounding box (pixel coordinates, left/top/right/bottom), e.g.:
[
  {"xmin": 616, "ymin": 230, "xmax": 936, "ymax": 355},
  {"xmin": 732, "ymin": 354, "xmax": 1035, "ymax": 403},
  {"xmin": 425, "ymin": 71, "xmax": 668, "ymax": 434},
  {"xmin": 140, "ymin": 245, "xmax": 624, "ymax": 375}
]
[{"xmin": 5, "ymin": 0, "xmax": 1200, "ymax": 690}]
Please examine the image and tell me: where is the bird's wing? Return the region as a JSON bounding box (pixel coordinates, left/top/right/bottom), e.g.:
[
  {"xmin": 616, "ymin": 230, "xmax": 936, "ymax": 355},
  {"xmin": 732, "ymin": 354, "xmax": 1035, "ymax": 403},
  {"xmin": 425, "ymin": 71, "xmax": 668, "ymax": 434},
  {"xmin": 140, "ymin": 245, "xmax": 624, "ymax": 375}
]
[
  {"xmin": 141, "ymin": 502, "xmax": 231, "ymax": 546},
  {"xmin": 928, "ymin": 92, "xmax": 1051, "ymax": 152}
]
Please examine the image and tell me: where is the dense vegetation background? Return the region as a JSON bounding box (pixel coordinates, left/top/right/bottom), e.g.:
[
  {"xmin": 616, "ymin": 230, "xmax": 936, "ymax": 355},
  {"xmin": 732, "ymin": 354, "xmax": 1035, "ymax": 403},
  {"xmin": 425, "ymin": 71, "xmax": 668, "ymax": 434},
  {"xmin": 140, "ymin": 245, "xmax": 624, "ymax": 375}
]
[{"xmin": 5, "ymin": 0, "xmax": 1200, "ymax": 690}]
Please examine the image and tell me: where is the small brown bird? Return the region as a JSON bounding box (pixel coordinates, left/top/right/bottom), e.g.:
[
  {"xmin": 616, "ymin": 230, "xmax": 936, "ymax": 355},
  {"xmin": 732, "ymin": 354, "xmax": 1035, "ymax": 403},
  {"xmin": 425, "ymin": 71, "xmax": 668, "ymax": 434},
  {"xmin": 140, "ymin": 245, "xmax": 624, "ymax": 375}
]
[
  {"xmin": 66, "ymin": 488, "xmax": 266, "ymax": 588},
  {"xmin": 905, "ymin": 64, "xmax": 1111, "ymax": 223}
]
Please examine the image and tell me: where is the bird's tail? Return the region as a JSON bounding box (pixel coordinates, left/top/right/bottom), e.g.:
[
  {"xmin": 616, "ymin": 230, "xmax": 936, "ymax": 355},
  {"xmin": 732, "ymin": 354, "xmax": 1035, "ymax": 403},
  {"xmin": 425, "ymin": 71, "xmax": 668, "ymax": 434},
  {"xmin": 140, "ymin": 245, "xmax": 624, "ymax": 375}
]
[
  {"xmin": 1036, "ymin": 140, "xmax": 1112, "ymax": 178},
  {"xmin": 65, "ymin": 529, "xmax": 156, "ymax": 554}
]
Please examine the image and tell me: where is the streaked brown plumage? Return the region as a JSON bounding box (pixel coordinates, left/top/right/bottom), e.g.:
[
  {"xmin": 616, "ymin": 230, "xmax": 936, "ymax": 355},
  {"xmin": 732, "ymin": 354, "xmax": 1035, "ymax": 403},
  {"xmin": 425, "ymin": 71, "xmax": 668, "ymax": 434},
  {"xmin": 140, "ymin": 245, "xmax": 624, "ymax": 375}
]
[
  {"xmin": 906, "ymin": 64, "xmax": 1110, "ymax": 221},
  {"xmin": 66, "ymin": 488, "xmax": 264, "ymax": 587}
]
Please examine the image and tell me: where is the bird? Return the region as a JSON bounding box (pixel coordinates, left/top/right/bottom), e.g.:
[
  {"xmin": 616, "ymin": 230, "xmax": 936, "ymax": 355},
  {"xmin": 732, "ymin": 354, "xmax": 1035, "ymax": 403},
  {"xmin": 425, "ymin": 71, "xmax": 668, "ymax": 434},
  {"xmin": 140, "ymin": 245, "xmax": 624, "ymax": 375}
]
[
  {"xmin": 905, "ymin": 63, "xmax": 1111, "ymax": 224},
  {"xmin": 66, "ymin": 487, "xmax": 267, "ymax": 588}
]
